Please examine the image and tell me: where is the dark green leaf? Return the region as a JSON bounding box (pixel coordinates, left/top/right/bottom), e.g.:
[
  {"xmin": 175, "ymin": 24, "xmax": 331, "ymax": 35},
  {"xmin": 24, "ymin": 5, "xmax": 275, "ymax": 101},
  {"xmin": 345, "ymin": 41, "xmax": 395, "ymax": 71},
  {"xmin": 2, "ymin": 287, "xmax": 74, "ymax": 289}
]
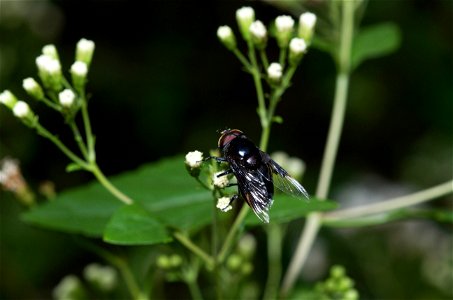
[
  {"xmin": 22, "ymin": 156, "xmax": 212, "ymax": 238},
  {"xmin": 351, "ymin": 22, "xmax": 401, "ymax": 70},
  {"xmin": 244, "ymin": 195, "xmax": 337, "ymax": 226},
  {"xmin": 103, "ymin": 204, "xmax": 172, "ymax": 245}
]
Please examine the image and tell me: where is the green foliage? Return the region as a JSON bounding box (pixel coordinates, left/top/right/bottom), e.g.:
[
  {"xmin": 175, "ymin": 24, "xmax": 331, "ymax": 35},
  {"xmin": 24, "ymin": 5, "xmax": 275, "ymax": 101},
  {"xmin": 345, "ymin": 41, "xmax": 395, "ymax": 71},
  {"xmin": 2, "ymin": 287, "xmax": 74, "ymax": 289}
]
[
  {"xmin": 351, "ymin": 22, "xmax": 401, "ymax": 70},
  {"xmin": 22, "ymin": 155, "xmax": 336, "ymax": 245}
]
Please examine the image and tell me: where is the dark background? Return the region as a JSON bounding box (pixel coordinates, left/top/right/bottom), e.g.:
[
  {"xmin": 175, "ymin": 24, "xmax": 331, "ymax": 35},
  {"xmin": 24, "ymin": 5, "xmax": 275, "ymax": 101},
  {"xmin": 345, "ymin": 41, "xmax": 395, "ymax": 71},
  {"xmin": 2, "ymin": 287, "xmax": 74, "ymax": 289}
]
[{"xmin": 1, "ymin": 0, "xmax": 452, "ymax": 299}]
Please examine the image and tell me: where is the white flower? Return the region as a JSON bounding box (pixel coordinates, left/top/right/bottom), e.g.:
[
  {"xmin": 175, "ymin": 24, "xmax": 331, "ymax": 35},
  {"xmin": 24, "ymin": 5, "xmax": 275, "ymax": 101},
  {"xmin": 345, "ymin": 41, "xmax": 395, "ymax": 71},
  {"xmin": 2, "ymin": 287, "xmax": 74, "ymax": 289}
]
[
  {"xmin": 267, "ymin": 63, "xmax": 283, "ymax": 81},
  {"xmin": 250, "ymin": 20, "xmax": 267, "ymax": 39},
  {"xmin": 236, "ymin": 6, "xmax": 255, "ymax": 40},
  {"xmin": 0, "ymin": 90, "xmax": 17, "ymax": 109},
  {"xmin": 22, "ymin": 78, "xmax": 44, "ymax": 99},
  {"xmin": 213, "ymin": 171, "xmax": 229, "ymax": 188},
  {"xmin": 52, "ymin": 275, "xmax": 83, "ymax": 300},
  {"xmin": 217, "ymin": 25, "xmax": 236, "ymax": 50},
  {"xmin": 217, "ymin": 197, "xmax": 233, "ymax": 212},
  {"xmin": 12, "ymin": 101, "xmax": 31, "ymax": 118},
  {"xmin": 42, "ymin": 44, "xmax": 59, "ymax": 59},
  {"xmin": 83, "ymin": 263, "xmax": 118, "ymax": 292},
  {"xmin": 71, "ymin": 61, "xmax": 88, "ymax": 77},
  {"xmin": 185, "ymin": 151, "xmax": 203, "ymax": 168},
  {"xmin": 76, "ymin": 38, "xmax": 95, "ymax": 65},
  {"xmin": 275, "ymin": 15, "xmax": 295, "ymax": 33},
  {"xmin": 298, "ymin": 12, "xmax": 317, "ymax": 42},
  {"xmin": 36, "ymin": 54, "xmax": 61, "ymax": 75},
  {"xmin": 217, "ymin": 25, "xmax": 233, "ymax": 40},
  {"xmin": 236, "ymin": 6, "xmax": 255, "ymax": 24},
  {"xmin": 290, "ymin": 37, "xmax": 307, "ymax": 54},
  {"xmin": 59, "ymin": 89, "xmax": 76, "ymax": 107}
]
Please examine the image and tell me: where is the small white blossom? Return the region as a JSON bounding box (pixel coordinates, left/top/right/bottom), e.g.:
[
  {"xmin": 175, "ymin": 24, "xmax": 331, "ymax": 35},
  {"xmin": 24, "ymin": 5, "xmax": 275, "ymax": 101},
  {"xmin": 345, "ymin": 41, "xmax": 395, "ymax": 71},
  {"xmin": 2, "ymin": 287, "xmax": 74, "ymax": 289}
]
[
  {"xmin": 59, "ymin": 89, "xmax": 76, "ymax": 107},
  {"xmin": 217, "ymin": 197, "xmax": 233, "ymax": 212},
  {"xmin": 289, "ymin": 37, "xmax": 307, "ymax": 65},
  {"xmin": 22, "ymin": 78, "xmax": 44, "ymax": 99},
  {"xmin": 76, "ymin": 38, "xmax": 95, "ymax": 65},
  {"xmin": 36, "ymin": 54, "xmax": 61, "ymax": 75},
  {"xmin": 12, "ymin": 101, "xmax": 31, "ymax": 118},
  {"xmin": 213, "ymin": 171, "xmax": 229, "ymax": 188},
  {"xmin": 290, "ymin": 37, "xmax": 307, "ymax": 54},
  {"xmin": 83, "ymin": 263, "xmax": 118, "ymax": 292},
  {"xmin": 267, "ymin": 63, "xmax": 283, "ymax": 81},
  {"xmin": 250, "ymin": 20, "xmax": 267, "ymax": 39},
  {"xmin": 236, "ymin": 6, "xmax": 255, "ymax": 24},
  {"xmin": 52, "ymin": 275, "xmax": 83, "ymax": 300},
  {"xmin": 71, "ymin": 61, "xmax": 88, "ymax": 77},
  {"xmin": 42, "ymin": 44, "xmax": 59, "ymax": 59},
  {"xmin": 275, "ymin": 15, "xmax": 295, "ymax": 33},
  {"xmin": 185, "ymin": 151, "xmax": 203, "ymax": 168},
  {"xmin": 286, "ymin": 157, "xmax": 306, "ymax": 179},
  {"xmin": 0, "ymin": 90, "xmax": 17, "ymax": 109},
  {"xmin": 236, "ymin": 6, "xmax": 255, "ymax": 40},
  {"xmin": 217, "ymin": 25, "xmax": 236, "ymax": 50},
  {"xmin": 298, "ymin": 12, "xmax": 317, "ymax": 42}
]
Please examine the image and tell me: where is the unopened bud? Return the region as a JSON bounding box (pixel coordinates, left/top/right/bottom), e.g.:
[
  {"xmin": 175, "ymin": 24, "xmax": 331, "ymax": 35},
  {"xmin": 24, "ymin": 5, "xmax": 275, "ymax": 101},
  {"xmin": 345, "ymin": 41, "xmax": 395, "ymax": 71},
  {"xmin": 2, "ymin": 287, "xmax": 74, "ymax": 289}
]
[
  {"xmin": 298, "ymin": 12, "xmax": 317, "ymax": 43},
  {"xmin": 236, "ymin": 6, "xmax": 255, "ymax": 41},
  {"xmin": 267, "ymin": 62, "xmax": 282, "ymax": 83},
  {"xmin": 217, "ymin": 26, "xmax": 237, "ymax": 51},
  {"xmin": 0, "ymin": 90, "xmax": 18, "ymax": 109},
  {"xmin": 289, "ymin": 37, "xmax": 307, "ymax": 65},
  {"xmin": 23, "ymin": 78, "xmax": 44, "ymax": 100},
  {"xmin": 275, "ymin": 15, "xmax": 295, "ymax": 48},
  {"xmin": 250, "ymin": 20, "xmax": 267, "ymax": 49},
  {"xmin": 76, "ymin": 38, "xmax": 95, "ymax": 66}
]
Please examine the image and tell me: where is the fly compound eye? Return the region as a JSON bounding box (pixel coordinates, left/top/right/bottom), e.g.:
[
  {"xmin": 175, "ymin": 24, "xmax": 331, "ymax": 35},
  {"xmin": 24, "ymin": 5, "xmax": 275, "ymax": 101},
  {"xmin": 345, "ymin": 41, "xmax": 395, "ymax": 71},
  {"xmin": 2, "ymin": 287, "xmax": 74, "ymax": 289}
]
[{"xmin": 218, "ymin": 129, "xmax": 243, "ymax": 148}]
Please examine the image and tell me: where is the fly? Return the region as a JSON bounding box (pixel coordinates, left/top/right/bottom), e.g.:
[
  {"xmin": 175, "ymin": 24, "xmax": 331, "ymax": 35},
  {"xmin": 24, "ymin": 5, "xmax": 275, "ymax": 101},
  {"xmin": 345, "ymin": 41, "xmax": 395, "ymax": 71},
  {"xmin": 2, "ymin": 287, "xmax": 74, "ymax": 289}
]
[{"xmin": 205, "ymin": 129, "xmax": 309, "ymax": 223}]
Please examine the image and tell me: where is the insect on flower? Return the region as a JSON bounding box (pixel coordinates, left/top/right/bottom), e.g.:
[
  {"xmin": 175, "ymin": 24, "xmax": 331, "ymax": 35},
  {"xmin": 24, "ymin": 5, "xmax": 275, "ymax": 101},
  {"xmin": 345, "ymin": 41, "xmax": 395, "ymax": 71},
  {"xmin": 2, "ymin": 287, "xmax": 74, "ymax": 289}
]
[{"xmin": 205, "ymin": 129, "xmax": 309, "ymax": 223}]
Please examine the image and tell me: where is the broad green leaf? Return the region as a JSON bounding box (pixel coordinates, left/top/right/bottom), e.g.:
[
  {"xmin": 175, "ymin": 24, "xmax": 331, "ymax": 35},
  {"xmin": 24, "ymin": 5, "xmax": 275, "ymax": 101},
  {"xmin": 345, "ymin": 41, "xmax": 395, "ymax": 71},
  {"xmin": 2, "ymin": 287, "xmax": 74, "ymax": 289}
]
[
  {"xmin": 351, "ymin": 22, "xmax": 401, "ymax": 70},
  {"xmin": 103, "ymin": 203, "xmax": 172, "ymax": 245},
  {"xmin": 22, "ymin": 156, "xmax": 212, "ymax": 237},
  {"xmin": 244, "ymin": 195, "xmax": 337, "ymax": 226}
]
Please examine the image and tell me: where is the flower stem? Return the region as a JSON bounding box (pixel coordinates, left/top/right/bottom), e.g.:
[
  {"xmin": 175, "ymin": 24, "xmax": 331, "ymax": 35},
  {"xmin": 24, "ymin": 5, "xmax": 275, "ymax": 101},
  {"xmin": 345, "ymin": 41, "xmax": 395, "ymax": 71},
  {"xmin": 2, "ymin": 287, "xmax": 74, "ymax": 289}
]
[
  {"xmin": 280, "ymin": 1, "xmax": 355, "ymax": 296},
  {"xmin": 323, "ymin": 180, "xmax": 453, "ymax": 222},
  {"xmin": 90, "ymin": 163, "xmax": 134, "ymax": 205},
  {"xmin": 217, "ymin": 204, "xmax": 248, "ymax": 263},
  {"xmin": 173, "ymin": 231, "xmax": 215, "ymax": 269},
  {"xmin": 263, "ymin": 224, "xmax": 283, "ymax": 300}
]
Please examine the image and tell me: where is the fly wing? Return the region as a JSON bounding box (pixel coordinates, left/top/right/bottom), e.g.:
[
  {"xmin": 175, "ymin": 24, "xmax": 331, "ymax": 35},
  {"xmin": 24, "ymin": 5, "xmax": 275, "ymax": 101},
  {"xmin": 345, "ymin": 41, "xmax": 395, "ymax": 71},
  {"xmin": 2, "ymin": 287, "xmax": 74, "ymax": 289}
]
[
  {"xmin": 229, "ymin": 160, "xmax": 273, "ymax": 223},
  {"xmin": 260, "ymin": 151, "xmax": 310, "ymax": 200}
]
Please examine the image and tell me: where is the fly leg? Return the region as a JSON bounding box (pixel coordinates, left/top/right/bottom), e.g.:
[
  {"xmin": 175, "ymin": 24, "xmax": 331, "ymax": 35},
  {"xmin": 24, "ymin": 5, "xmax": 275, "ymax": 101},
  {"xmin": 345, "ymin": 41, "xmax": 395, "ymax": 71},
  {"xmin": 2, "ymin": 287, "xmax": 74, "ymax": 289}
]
[
  {"xmin": 203, "ymin": 156, "xmax": 227, "ymax": 163},
  {"xmin": 220, "ymin": 194, "xmax": 239, "ymax": 211}
]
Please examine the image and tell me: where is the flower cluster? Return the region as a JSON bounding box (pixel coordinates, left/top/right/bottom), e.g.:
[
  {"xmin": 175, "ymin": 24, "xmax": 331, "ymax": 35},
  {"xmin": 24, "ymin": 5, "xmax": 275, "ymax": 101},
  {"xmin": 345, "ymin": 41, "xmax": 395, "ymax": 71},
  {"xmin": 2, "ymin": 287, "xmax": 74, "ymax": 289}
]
[
  {"xmin": 0, "ymin": 38, "xmax": 95, "ymax": 125},
  {"xmin": 315, "ymin": 265, "xmax": 359, "ymax": 300},
  {"xmin": 217, "ymin": 7, "xmax": 317, "ymax": 73}
]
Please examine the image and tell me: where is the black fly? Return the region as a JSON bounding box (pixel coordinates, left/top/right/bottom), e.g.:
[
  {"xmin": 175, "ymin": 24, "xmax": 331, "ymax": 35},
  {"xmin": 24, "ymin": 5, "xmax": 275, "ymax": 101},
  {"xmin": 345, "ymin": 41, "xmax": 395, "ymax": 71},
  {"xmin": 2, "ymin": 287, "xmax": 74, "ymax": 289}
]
[{"xmin": 205, "ymin": 129, "xmax": 309, "ymax": 223}]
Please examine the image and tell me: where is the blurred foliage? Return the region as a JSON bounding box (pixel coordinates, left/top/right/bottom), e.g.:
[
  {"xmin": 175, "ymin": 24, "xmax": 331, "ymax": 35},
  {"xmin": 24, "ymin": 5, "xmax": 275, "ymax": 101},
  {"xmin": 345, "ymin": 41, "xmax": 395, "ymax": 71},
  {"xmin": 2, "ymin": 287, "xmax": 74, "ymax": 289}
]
[{"xmin": 1, "ymin": 0, "xmax": 452, "ymax": 299}]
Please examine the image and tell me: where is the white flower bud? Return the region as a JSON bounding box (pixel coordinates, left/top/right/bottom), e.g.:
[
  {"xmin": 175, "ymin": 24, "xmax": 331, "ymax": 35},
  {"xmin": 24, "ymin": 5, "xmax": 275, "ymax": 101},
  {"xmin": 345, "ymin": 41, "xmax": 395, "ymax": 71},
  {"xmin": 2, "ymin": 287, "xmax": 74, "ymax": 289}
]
[
  {"xmin": 23, "ymin": 78, "xmax": 44, "ymax": 100},
  {"xmin": 71, "ymin": 61, "xmax": 88, "ymax": 91},
  {"xmin": 42, "ymin": 44, "xmax": 59, "ymax": 59},
  {"xmin": 83, "ymin": 263, "xmax": 118, "ymax": 292},
  {"xmin": 13, "ymin": 101, "xmax": 31, "ymax": 118},
  {"xmin": 76, "ymin": 38, "xmax": 95, "ymax": 65},
  {"xmin": 250, "ymin": 20, "xmax": 267, "ymax": 48},
  {"xmin": 213, "ymin": 171, "xmax": 229, "ymax": 188},
  {"xmin": 185, "ymin": 151, "xmax": 203, "ymax": 168},
  {"xmin": 59, "ymin": 89, "xmax": 76, "ymax": 108},
  {"xmin": 0, "ymin": 90, "xmax": 18, "ymax": 109},
  {"xmin": 217, "ymin": 197, "xmax": 233, "ymax": 212},
  {"xmin": 36, "ymin": 54, "xmax": 62, "ymax": 91},
  {"xmin": 52, "ymin": 275, "xmax": 85, "ymax": 300},
  {"xmin": 289, "ymin": 37, "xmax": 307, "ymax": 65},
  {"xmin": 275, "ymin": 15, "xmax": 295, "ymax": 48},
  {"xmin": 71, "ymin": 61, "xmax": 88, "ymax": 77},
  {"xmin": 217, "ymin": 25, "xmax": 237, "ymax": 50},
  {"xmin": 236, "ymin": 6, "xmax": 255, "ymax": 41},
  {"xmin": 276, "ymin": 15, "xmax": 295, "ymax": 32},
  {"xmin": 267, "ymin": 62, "xmax": 283, "ymax": 82},
  {"xmin": 298, "ymin": 12, "xmax": 317, "ymax": 43}
]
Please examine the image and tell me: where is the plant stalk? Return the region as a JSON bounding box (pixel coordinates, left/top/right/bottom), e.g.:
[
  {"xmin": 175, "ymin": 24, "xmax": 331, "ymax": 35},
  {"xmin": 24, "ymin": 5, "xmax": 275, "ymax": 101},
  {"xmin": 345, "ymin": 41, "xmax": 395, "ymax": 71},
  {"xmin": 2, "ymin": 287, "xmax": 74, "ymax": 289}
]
[{"xmin": 280, "ymin": 1, "xmax": 355, "ymax": 296}]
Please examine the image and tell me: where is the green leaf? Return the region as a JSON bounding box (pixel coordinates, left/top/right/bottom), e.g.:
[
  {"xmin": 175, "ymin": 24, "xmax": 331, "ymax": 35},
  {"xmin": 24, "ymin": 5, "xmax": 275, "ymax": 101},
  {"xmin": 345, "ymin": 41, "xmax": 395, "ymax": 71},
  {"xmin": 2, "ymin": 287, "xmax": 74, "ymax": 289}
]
[
  {"xmin": 351, "ymin": 22, "xmax": 401, "ymax": 70},
  {"xmin": 244, "ymin": 195, "xmax": 337, "ymax": 226},
  {"xmin": 22, "ymin": 156, "xmax": 212, "ymax": 238},
  {"xmin": 103, "ymin": 203, "xmax": 172, "ymax": 245}
]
